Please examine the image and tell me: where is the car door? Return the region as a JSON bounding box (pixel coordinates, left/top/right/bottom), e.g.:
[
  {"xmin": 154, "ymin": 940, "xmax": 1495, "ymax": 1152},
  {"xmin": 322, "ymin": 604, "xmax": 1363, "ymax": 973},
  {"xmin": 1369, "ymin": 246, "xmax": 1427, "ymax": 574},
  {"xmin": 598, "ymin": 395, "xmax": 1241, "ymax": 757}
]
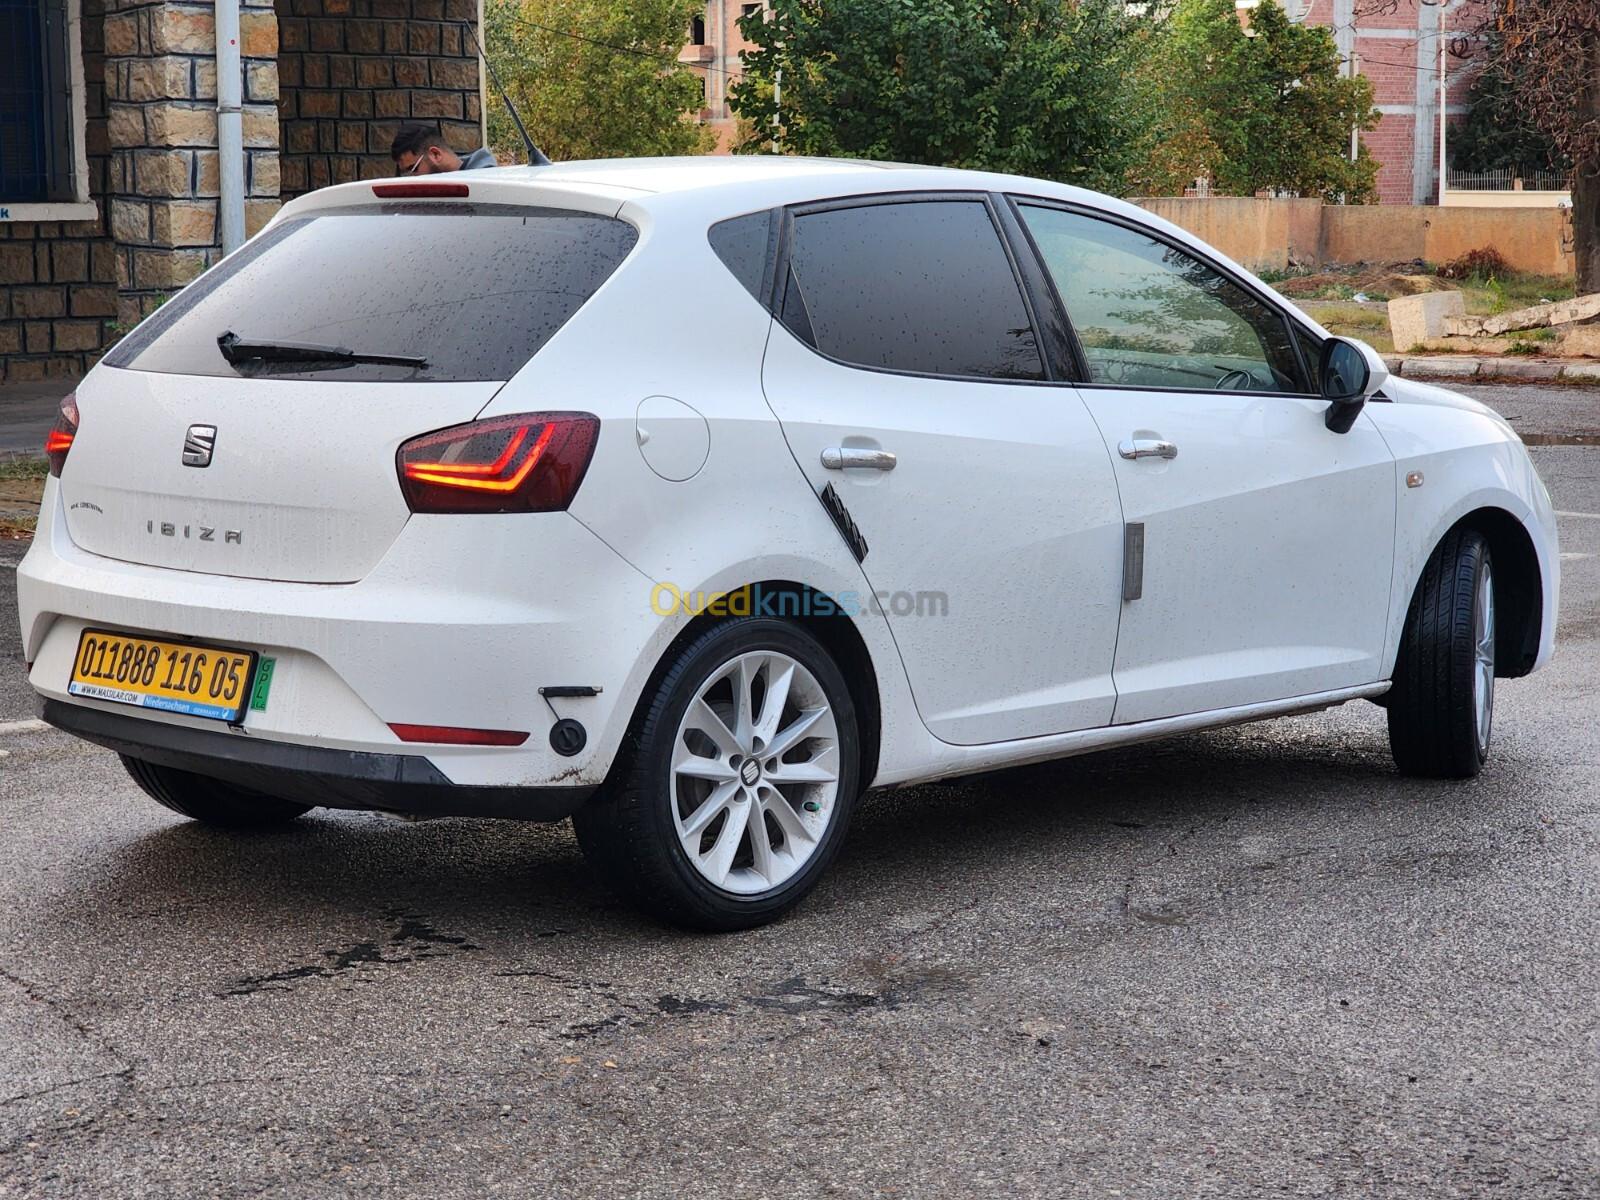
[
  {"xmin": 758, "ymin": 195, "xmax": 1126, "ymax": 745},
  {"xmin": 1011, "ymin": 200, "xmax": 1397, "ymax": 725}
]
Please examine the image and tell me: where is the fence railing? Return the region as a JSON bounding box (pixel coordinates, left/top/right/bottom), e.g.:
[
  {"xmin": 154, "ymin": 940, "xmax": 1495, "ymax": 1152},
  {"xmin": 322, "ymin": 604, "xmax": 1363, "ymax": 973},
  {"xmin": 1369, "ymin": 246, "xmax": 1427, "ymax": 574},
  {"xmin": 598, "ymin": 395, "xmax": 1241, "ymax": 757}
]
[{"xmin": 1446, "ymin": 169, "xmax": 1570, "ymax": 193}]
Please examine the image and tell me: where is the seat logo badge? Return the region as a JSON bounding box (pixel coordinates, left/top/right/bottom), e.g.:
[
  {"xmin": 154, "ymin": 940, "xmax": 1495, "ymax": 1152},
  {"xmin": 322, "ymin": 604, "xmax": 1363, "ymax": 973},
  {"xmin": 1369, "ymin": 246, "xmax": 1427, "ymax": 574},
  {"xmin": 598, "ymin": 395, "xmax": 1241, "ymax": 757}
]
[{"xmin": 183, "ymin": 424, "xmax": 217, "ymax": 468}]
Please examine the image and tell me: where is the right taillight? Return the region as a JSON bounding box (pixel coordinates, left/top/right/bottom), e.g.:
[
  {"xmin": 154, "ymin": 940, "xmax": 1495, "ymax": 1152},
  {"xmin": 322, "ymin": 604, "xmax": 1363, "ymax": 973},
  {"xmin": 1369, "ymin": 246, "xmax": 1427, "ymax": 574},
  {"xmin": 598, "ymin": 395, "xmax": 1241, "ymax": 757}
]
[
  {"xmin": 46, "ymin": 393, "xmax": 78, "ymax": 477},
  {"xmin": 397, "ymin": 412, "xmax": 600, "ymax": 514}
]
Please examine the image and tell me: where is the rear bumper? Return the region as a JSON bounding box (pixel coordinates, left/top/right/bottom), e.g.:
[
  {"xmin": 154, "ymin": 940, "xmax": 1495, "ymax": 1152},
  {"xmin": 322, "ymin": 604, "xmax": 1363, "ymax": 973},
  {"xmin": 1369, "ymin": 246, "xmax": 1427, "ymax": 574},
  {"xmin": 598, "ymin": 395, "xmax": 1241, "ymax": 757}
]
[
  {"xmin": 17, "ymin": 480, "xmax": 670, "ymax": 791},
  {"xmin": 44, "ymin": 699, "xmax": 597, "ymax": 821}
]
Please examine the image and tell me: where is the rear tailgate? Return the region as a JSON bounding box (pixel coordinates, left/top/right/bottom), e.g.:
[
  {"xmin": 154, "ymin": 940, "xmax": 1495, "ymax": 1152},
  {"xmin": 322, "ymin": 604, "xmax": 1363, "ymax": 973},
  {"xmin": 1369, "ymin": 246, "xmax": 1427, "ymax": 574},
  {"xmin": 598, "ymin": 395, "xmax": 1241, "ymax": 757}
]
[
  {"xmin": 60, "ymin": 197, "xmax": 640, "ymax": 583},
  {"xmin": 59, "ymin": 369, "xmax": 498, "ymax": 583}
]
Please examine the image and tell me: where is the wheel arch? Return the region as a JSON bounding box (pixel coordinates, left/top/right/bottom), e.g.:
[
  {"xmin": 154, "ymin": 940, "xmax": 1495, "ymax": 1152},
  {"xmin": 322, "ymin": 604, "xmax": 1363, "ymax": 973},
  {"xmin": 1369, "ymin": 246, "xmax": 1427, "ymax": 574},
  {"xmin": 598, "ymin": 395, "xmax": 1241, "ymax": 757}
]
[
  {"xmin": 1436, "ymin": 507, "xmax": 1542, "ymax": 678},
  {"xmin": 597, "ymin": 579, "xmax": 884, "ymax": 796}
]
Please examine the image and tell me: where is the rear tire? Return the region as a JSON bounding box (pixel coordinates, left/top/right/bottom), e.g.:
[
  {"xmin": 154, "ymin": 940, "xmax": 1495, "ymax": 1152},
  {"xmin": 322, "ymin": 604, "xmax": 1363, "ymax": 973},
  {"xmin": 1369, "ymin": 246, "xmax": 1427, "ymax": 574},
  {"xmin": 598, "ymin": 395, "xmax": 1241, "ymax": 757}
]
[
  {"xmin": 1387, "ymin": 529, "xmax": 1495, "ymax": 779},
  {"xmin": 120, "ymin": 755, "xmax": 312, "ymax": 827},
  {"xmin": 573, "ymin": 618, "xmax": 862, "ymax": 932}
]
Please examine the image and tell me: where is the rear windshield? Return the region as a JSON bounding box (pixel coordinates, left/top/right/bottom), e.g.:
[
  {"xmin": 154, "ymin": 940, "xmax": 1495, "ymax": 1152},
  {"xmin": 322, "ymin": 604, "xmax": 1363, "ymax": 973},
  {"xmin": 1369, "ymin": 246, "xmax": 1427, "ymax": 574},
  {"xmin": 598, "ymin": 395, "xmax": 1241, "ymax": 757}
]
[{"xmin": 104, "ymin": 204, "xmax": 639, "ymax": 382}]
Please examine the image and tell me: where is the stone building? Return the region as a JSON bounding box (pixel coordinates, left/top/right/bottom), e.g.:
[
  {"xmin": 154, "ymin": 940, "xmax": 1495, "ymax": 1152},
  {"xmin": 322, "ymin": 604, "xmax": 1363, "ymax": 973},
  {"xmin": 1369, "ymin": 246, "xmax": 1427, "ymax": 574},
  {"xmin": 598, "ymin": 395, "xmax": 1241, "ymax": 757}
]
[{"xmin": 0, "ymin": 0, "xmax": 484, "ymax": 383}]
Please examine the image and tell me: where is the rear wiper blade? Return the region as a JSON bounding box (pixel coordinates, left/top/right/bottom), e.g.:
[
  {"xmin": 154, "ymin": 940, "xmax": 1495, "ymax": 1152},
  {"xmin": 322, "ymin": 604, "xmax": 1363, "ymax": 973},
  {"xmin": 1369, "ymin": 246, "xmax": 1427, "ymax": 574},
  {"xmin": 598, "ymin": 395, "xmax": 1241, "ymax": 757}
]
[{"xmin": 217, "ymin": 330, "xmax": 428, "ymax": 368}]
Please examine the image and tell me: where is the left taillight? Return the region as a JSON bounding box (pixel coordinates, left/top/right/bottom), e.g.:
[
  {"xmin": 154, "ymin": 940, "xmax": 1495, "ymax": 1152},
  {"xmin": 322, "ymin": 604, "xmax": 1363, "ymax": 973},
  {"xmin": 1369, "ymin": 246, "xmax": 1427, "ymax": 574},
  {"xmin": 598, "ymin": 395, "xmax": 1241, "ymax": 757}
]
[
  {"xmin": 397, "ymin": 411, "xmax": 600, "ymax": 515},
  {"xmin": 46, "ymin": 392, "xmax": 78, "ymax": 477}
]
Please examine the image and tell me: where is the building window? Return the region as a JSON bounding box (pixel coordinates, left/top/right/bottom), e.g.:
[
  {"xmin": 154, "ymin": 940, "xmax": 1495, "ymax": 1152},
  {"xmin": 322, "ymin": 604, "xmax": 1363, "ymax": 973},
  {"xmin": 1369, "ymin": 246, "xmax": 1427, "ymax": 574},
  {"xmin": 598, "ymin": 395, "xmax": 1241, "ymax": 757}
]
[
  {"xmin": 741, "ymin": 3, "xmax": 763, "ymax": 18},
  {"xmin": 0, "ymin": 0, "xmax": 90, "ymax": 218},
  {"xmin": 0, "ymin": 0, "xmax": 77, "ymax": 203},
  {"xmin": 690, "ymin": 14, "xmax": 706, "ymax": 45}
]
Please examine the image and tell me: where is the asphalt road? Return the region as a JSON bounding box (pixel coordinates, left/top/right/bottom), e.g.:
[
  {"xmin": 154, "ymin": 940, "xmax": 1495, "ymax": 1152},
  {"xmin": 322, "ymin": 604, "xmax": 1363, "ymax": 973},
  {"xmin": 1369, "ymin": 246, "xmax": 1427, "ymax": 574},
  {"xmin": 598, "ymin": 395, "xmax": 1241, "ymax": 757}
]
[
  {"xmin": 0, "ymin": 381, "xmax": 68, "ymax": 461},
  {"xmin": 1, "ymin": 383, "xmax": 1596, "ymax": 1198}
]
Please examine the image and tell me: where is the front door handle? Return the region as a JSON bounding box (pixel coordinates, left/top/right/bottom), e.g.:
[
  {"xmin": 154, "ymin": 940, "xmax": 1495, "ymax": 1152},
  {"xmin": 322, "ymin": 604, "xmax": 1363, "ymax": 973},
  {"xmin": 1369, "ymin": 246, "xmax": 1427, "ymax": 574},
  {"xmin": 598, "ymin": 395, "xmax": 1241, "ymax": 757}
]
[
  {"xmin": 822, "ymin": 447, "xmax": 897, "ymax": 471},
  {"xmin": 1118, "ymin": 438, "xmax": 1178, "ymax": 461}
]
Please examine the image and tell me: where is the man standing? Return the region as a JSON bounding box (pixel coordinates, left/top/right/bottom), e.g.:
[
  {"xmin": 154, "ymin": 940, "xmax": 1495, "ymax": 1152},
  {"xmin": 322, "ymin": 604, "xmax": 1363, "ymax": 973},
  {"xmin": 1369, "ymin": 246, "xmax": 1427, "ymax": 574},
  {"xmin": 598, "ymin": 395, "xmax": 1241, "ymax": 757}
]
[{"xmin": 390, "ymin": 125, "xmax": 499, "ymax": 174}]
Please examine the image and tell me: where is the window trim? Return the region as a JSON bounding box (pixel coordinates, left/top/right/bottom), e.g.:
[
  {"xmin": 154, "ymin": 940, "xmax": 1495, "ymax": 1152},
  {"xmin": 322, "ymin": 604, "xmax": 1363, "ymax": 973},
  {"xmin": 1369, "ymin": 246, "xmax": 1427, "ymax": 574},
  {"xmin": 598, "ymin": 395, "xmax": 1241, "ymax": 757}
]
[
  {"xmin": 770, "ymin": 190, "xmax": 1053, "ymax": 387},
  {"xmin": 1004, "ymin": 194, "xmax": 1323, "ymax": 398},
  {"xmin": 0, "ymin": 0, "xmax": 93, "ymax": 220}
]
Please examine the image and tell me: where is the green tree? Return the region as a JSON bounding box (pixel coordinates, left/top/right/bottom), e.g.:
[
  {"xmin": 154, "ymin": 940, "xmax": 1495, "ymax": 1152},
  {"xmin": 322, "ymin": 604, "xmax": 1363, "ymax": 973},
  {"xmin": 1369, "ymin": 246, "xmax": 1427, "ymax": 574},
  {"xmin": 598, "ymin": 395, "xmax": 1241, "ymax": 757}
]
[
  {"xmin": 484, "ymin": 0, "xmax": 715, "ymax": 162},
  {"xmin": 728, "ymin": 0, "xmax": 1149, "ymax": 194},
  {"xmin": 1451, "ymin": 33, "xmax": 1563, "ymax": 178},
  {"xmin": 1133, "ymin": 0, "xmax": 1379, "ymax": 202},
  {"xmin": 1473, "ymin": 0, "xmax": 1599, "ymax": 291}
]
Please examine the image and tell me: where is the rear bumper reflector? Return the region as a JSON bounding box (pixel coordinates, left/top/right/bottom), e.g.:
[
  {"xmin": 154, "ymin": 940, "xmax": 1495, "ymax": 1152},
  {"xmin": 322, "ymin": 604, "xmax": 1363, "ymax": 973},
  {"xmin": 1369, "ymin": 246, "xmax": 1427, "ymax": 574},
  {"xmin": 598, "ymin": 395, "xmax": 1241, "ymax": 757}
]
[{"xmin": 389, "ymin": 723, "xmax": 529, "ymax": 747}]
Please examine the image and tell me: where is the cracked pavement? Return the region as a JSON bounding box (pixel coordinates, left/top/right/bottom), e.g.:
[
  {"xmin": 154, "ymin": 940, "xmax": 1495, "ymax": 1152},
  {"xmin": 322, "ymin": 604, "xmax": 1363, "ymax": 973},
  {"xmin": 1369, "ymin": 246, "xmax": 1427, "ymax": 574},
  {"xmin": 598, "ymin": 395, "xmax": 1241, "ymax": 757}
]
[{"xmin": 1, "ymin": 383, "xmax": 1597, "ymax": 1197}]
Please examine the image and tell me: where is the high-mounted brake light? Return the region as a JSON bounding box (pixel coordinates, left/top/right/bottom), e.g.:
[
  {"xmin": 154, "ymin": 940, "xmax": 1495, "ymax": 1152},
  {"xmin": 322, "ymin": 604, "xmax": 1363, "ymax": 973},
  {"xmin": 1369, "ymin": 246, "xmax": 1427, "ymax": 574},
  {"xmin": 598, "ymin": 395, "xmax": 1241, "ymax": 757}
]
[
  {"xmin": 372, "ymin": 182, "xmax": 470, "ymax": 199},
  {"xmin": 397, "ymin": 412, "xmax": 600, "ymax": 514},
  {"xmin": 46, "ymin": 393, "xmax": 78, "ymax": 477}
]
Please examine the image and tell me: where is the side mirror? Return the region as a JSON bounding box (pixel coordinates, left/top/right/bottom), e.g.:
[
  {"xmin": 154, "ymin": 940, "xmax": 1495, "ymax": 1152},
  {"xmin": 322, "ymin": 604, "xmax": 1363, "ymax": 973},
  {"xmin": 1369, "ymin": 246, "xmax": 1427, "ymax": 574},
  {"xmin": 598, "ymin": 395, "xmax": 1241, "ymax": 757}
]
[{"xmin": 1319, "ymin": 337, "xmax": 1388, "ymax": 434}]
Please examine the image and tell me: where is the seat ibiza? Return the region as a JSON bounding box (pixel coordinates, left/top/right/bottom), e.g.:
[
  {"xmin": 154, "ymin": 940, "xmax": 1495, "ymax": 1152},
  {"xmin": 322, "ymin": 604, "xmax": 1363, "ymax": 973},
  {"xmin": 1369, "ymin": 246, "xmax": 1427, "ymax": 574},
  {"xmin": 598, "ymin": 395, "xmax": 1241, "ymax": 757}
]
[{"xmin": 16, "ymin": 157, "xmax": 1559, "ymax": 929}]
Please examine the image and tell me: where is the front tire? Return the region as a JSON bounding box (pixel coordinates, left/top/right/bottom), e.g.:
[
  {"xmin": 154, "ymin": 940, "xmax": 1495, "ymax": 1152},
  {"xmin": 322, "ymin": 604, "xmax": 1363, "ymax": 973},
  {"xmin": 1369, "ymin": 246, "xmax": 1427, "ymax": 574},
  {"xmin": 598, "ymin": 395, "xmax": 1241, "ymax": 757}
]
[
  {"xmin": 1387, "ymin": 529, "xmax": 1495, "ymax": 779},
  {"xmin": 574, "ymin": 618, "xmax": 862, "ymax": 931},
  {"xmin": 121, "ymin": 755, "xmax": 313, "ymax": 827}
]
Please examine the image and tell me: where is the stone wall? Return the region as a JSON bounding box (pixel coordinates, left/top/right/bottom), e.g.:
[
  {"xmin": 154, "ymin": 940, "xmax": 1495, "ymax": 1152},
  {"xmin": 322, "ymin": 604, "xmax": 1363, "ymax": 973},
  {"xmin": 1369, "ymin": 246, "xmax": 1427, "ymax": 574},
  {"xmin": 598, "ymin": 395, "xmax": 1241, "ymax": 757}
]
[
  {"xmin": 1323, "ymin": 206, "xmax": 1575, "ymax": 277},
  {"xmin": 103, "ymin": 0, "xmax": 281, "ymax": 326},
  {"xmin": 275, "ymin": 0, "xmax": 483, "ymax": 198},
  {"xmin": 1134, "ymin": 197, "xmax": 1325, "ymax": 273},
  {"xmin": 1, "ymin": 0, "xmax": 286, "ymax": 384},
  {"xmin": 0, "ymin": 0, "xmax": 118, "ymax": 383},
  {"xmin": 2, "ymin": 0, "xmax": 481, "ymax": 386},
  {"xmin": 1137, "ymin": 198, "xmax": 1576, "ymax": 279}
]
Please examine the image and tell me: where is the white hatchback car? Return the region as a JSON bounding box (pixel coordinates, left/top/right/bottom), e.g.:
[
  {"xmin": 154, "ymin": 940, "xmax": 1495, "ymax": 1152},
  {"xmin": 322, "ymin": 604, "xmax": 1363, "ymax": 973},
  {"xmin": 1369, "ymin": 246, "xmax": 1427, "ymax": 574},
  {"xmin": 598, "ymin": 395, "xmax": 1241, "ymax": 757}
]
[{"xmin": 17, "ymin": 157, "xmax": 1558, "ymax": 929}]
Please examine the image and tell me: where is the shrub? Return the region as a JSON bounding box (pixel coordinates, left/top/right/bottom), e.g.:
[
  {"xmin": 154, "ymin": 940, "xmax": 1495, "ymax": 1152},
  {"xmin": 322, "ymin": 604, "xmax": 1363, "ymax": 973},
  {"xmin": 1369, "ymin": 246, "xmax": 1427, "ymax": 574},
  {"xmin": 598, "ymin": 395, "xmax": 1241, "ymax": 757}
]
[{"xmin": 1438, "ymin": 248, "xmax": 1510, "ymax": 280}]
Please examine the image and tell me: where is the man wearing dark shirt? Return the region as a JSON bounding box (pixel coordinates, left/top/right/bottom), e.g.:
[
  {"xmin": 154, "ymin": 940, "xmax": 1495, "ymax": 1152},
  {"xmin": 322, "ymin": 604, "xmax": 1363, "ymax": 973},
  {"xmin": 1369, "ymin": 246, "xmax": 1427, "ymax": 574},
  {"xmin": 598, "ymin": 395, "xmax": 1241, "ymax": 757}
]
[{"xmin": 390, "ymin": 125, "xmax": 498, "ymax": 175}]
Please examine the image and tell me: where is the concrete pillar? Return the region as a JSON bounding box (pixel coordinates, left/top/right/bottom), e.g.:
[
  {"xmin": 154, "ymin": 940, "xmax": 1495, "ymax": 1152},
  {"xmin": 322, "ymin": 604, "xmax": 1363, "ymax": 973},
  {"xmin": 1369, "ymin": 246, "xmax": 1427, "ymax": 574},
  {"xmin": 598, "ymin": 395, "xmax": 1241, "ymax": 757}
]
[{"xmin": 1413, "ymin": 0, "xmax": 1441, "ymax": 205}]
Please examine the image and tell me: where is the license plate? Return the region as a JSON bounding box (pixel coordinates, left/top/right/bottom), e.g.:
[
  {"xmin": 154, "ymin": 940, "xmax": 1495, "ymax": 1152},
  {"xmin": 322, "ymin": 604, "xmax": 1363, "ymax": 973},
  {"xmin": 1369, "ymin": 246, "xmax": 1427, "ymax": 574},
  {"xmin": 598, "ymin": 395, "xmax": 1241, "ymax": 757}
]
[{"xmin": 68, "ymin": 629, "xmax": 257, "ymax": 723}]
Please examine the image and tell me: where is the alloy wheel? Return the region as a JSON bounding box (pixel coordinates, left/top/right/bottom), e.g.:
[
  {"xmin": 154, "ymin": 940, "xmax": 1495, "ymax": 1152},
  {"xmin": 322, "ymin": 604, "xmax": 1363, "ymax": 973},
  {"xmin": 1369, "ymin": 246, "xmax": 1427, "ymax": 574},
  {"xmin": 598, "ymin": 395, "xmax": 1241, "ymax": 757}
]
[
  {"xmin": 670, "ymin": 651, "xmax": 841, "ymax": 895},
  {"xmin": 1474, "ymin": 559, "xmax": 1495, "ymax": 756}
]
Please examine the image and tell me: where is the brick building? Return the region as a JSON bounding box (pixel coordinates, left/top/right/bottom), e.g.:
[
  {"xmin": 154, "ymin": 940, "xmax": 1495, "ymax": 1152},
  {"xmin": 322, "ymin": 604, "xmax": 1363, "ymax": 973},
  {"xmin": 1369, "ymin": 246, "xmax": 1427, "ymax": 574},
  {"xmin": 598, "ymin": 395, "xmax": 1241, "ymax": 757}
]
[
  {"xmin": 1279, "ymin": 0, "xmax": 1476, "ymax": 206},
  {"xmin": 0, "ymin": 0, "xmax": 484, "ymax": 383},
  {"xmin": 680, "ymin": 0, "xmax": 762, "ymax": 153}
]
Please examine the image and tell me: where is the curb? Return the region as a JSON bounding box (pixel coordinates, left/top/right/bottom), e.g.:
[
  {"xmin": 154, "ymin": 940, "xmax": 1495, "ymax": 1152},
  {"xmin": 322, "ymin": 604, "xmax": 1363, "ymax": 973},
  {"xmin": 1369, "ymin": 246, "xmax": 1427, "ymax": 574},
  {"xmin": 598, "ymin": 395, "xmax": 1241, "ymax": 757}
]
[{"xmin": 1385, "ymin": 355, "xmax": 1600, "ymax": 382}]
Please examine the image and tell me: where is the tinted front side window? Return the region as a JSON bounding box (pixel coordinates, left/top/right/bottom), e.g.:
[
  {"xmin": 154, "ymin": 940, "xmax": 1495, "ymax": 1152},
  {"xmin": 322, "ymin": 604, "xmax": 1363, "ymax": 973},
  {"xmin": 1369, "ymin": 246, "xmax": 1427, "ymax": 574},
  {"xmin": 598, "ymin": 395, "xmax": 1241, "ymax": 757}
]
[
  {"xmin": 106, "ymin": 205, "xmax": 639, "ymax": 382},
  {"xmin": 783, "ymin": 200, "xmax": 1044, "ymax": 381},
  {"xmin": 1296, "ymin": 325, "xmax": 1324, "ymax": 386},
  {"xmin": 1019, "ymin": 205, "xmax": 1305, "ymax": 394}
]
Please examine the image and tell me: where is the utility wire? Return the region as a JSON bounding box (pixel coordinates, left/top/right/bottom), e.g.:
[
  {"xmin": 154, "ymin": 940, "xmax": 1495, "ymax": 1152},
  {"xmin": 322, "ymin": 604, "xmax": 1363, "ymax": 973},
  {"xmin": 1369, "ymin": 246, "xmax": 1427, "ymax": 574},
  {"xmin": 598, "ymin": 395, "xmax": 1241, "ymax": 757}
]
[
  {"xmin": 500, "ymin": 14, "xmax": 749, "ymax": 83},
  {"xmin": 464, "ymin": 19, "xmax": 551, "ymax": 163}
]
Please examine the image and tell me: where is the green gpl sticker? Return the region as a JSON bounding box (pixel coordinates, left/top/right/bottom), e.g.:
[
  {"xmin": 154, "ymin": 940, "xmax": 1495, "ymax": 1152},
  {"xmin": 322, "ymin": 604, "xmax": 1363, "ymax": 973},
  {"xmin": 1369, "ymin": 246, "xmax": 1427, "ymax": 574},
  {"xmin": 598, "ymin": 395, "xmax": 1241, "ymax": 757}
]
[{"xmin": 249, "ymin": 658, "xmax": 276, "ymax": 712}]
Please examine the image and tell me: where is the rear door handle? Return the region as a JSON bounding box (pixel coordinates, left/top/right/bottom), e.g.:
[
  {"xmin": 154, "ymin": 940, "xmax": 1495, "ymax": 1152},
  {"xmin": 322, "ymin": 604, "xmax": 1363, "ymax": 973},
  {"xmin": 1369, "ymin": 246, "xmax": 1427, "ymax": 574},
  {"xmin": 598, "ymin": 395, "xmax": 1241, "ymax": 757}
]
[
  {"xmin": 822, "ymin": 447, "xmax": 897, "ymax": 471},
  {"xmin": 1118, "ymin": 438, "xmax": 1178, "ymax": 461}
]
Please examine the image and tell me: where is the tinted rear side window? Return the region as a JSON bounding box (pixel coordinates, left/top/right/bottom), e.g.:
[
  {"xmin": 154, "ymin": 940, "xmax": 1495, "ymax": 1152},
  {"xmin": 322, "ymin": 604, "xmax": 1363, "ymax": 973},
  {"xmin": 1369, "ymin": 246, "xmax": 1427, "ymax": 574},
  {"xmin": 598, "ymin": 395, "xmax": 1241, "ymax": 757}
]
[
  {"xmin": 782, "ymin": 200, "xmax": 1044, "ymax": 381},
  {"xmin": 105, "ymin": 204, "xmax": 639, "ymax": 382},
  {"xmin": 708, "ymin": 210, "xmax": 773, "ymax": 303}
]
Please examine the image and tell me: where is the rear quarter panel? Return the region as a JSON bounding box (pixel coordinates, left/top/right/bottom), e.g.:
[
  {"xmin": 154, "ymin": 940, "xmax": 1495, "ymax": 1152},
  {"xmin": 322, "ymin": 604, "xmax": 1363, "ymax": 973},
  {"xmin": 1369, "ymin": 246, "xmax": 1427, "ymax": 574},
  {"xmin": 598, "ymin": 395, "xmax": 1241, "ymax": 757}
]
[{"xmin": 479, "ymin": 192, "xmax": 928, "ymax": 787}]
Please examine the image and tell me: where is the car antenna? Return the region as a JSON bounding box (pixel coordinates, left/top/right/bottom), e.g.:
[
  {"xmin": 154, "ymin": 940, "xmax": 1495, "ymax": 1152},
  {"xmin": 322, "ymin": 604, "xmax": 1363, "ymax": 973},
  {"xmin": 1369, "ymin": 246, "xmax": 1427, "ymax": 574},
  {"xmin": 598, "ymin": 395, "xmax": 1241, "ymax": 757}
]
[{"xmin": 462, "ymin": 20, "xmax": 552, "ymax": 166}]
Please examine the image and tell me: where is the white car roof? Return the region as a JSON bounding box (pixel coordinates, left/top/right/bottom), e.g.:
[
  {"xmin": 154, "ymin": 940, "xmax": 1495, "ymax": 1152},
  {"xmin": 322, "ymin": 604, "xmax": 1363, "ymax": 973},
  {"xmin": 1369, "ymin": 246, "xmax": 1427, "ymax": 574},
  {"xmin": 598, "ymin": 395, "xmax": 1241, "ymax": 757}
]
[
  {"xmin": 263, "ymin": 155, "xmax": 1265, "ymax": 308},
  {"xmin": 275, "ymin": 154, "xmax": 1155, "ymax": 230}
]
